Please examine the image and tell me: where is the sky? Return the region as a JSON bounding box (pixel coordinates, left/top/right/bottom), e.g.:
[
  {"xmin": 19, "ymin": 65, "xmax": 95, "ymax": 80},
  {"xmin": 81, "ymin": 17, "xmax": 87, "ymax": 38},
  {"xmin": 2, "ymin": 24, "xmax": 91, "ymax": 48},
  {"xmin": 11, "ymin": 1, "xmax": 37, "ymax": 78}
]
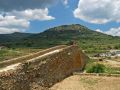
[{"xmin": 0, "ymin": 0, "xmax": 120, "ymax": 36}]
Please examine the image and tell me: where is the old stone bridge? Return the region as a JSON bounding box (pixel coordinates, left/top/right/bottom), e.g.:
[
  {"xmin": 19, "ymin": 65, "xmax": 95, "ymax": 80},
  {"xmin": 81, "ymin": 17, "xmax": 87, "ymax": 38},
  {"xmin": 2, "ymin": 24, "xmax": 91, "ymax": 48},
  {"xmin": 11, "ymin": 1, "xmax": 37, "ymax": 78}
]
[{"xmin": 0, "ymin": 45, "xmax": 88, "ymax": 90}]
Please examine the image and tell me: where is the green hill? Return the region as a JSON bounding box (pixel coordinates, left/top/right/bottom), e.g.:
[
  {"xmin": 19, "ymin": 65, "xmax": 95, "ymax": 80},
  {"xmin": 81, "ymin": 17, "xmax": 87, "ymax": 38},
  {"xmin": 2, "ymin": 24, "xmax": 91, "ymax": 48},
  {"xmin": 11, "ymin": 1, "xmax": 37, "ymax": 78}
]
[
  {"xmin": 0, "ymin": 24, "xmax": 120, "ymax": 53},
  {"xmin": 0, "ymin": 32, "xmax": 33, "ymax": 45}
]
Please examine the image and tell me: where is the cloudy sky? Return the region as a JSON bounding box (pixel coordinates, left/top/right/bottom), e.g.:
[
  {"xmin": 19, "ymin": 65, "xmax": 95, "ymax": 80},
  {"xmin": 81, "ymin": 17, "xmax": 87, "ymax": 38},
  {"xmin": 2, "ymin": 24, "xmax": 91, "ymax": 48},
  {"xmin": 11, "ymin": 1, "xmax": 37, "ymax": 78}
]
[{"xmin": 0, "ymin": 0, "xmax": 120, "ymax": 36}]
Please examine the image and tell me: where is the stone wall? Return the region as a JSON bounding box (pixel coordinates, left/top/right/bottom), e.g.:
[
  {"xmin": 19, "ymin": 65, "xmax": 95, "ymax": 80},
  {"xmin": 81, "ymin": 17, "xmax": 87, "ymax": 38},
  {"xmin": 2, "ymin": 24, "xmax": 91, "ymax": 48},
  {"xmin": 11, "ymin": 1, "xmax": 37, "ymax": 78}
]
[
  {"xmin": 0, "ymin": 45, "xmax": 67, "ymax": 68},
  {"xmin": 0, "ymin": 45, "xmax": 88, "ymax": 90}
]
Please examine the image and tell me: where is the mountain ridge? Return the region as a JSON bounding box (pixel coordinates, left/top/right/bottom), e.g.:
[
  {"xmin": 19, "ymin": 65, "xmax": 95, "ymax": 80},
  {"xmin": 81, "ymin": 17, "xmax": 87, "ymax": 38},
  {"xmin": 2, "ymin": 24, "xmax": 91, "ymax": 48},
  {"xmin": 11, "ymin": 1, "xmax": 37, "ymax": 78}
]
[{"xmin": 0, "ymin": 24, "xmax": 120, "ymax": 51}]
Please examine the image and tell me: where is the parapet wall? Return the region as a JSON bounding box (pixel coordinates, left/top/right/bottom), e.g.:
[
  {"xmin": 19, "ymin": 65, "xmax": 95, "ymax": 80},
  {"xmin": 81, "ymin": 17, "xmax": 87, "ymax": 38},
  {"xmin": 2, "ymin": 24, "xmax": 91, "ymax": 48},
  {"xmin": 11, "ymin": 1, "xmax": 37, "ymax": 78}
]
[
  {"xmin": 0, "ymin": 45, "xmax": 67, "ymax": 68},
  {"xmin": 0, "ymin": 45, "xmax": 88, "ymax": 90}
]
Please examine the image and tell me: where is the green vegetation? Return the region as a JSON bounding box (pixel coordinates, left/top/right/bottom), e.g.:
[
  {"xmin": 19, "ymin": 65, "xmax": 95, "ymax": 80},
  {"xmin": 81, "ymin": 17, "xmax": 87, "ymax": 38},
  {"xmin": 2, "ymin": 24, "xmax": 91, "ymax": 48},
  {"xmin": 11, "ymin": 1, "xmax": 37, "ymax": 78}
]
[
  {"xmin": 85, "ymin": 59, "xmax": 120, "ymax": 74},
  {"xmin": 0, "ymin": 32, "xmax": 32, "ymax": 44},
  {"xmin": 0, "ymin": 24, "xmax": 120, "ymax": 75},
  {"xmin": 0, "ymin": 24, "xmax": 120, "ymax": 62},
  {"xmin": 86, "ymin": 63, "xmax": 106, "ymax": 73},
  {"xmin": 105, "ymin": 67, "xmax": 120, "ymax": 74},
  {"xmin": 0, "ymin": 48, "xmax": 40, "ymax": 61},
  {"xmin": 0, "ymin": 24, "xmax": 120, "ymax": 54}
]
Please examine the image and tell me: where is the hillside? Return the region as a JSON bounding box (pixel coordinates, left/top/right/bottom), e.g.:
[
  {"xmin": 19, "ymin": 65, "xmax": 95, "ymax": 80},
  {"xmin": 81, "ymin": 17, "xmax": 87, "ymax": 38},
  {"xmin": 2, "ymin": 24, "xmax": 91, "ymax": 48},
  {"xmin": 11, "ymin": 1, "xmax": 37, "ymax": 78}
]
[
  {"xmin": 0, "ymin": 32, "xmax": 33, "ymax": 45},
  {"xmin": 0, "ymin": 24, "xmax": 120, "ymax": 52}
]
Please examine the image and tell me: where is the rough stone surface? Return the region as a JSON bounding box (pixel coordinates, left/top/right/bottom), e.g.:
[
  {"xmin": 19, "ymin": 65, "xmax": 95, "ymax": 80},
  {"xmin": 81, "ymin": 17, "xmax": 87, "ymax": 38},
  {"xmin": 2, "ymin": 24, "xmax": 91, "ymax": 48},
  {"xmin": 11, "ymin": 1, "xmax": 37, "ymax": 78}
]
[{"xmin": 0, "ymin": 45, "xmax": 88, "ymax": 90}]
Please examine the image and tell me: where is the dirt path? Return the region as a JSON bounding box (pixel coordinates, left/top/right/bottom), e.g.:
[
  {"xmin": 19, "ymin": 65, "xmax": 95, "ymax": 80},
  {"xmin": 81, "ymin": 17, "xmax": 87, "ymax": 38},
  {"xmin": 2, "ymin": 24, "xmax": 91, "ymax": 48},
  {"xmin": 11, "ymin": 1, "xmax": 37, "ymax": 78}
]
[
  {"xmin": 50, "ymin": 75, "xmax": 120, "ymax": 90},
  {"xmin": 28, "ymin": 49, "xmax": 61, "ymax": 62},
  {"xmin": 0, "ymin": 63, "xmax": 20, "ymax": 72},
  {"xmin": 0, "ymin": 49, "xmax": 62, "ymax": 72}
]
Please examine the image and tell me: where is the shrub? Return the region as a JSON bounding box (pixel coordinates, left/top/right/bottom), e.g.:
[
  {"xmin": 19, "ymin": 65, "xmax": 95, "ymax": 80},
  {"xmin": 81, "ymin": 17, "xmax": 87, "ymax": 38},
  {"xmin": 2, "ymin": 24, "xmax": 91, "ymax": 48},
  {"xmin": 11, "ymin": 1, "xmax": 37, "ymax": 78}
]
[{"xmin": 86, "ymin": 63, "xmax": 105, "ymax": 73}]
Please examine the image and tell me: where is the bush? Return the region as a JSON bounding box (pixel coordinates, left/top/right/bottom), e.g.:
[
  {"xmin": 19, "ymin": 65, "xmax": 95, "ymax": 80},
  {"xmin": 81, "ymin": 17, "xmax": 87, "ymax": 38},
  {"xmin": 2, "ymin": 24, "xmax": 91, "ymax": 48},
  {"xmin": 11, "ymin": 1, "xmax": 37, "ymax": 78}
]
[{"xmin": 86, "ymin": 63, "xmax": 105, "ymax": 73}]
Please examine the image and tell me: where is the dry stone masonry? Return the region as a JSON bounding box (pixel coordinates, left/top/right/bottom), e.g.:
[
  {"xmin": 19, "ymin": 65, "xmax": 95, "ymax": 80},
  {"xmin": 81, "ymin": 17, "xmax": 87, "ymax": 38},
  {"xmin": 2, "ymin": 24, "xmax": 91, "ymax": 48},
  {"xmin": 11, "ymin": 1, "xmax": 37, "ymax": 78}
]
[{"xmin": 0, "ymin": 45, "xmax": 88, "ymax": 90}]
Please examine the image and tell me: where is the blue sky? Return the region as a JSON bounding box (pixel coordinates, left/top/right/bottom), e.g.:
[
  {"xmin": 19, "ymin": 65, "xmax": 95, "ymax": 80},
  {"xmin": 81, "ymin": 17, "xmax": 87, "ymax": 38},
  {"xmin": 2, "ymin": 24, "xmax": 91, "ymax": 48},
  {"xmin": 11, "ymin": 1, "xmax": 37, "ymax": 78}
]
[
  {"xmin": 28, "ymin": 0, "xmax": 108, "ymax": 33},
  {"xmin": 0, "ymin": 0, "xmax": 120, "ymax": 36}
]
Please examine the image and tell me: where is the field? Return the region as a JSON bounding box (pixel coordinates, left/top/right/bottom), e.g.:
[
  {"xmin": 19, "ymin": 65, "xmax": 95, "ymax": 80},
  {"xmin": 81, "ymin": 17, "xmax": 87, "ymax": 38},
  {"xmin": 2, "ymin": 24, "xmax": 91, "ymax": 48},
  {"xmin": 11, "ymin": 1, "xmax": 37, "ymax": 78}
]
[{"xmin": 0, "ymin": 48, "xmax": 41, "ymax": 62}]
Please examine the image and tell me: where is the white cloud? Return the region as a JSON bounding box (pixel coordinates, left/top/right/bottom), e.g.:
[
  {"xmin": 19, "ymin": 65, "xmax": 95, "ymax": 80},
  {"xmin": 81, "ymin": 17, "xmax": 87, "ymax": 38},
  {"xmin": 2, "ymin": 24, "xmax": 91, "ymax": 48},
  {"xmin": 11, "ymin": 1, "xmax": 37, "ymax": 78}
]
[
  {"xmin": 9, "ymin": 8, "xmax": 55, "ymax": 21},
  {"xmin": 96, "ymin": 29, "xmax": 103, "ymax": 33},
  {"xmin": 0, "ymin": 27, "xmax": 20, "ymax": 34},
  {"xmin": 95, "ymin": 27, "xmax": 120, "ymax": 36},
  {"xmin": 74, "ymin": 0, "xmax": 120, "ymax": 24},
  {"xmin": 0, "ymin": 15, "xmax": 29, "ymax": 28},
  {"xmin": 105, "ymin": 27, "xmax": 120, "ymax": 36},
  {"xmin": 0, "ymin": 8, "xmax": 55, "ymax": 34},
  {"xmin": 0, "ymin": 15, "xmax": 30, "ymax": 34}
]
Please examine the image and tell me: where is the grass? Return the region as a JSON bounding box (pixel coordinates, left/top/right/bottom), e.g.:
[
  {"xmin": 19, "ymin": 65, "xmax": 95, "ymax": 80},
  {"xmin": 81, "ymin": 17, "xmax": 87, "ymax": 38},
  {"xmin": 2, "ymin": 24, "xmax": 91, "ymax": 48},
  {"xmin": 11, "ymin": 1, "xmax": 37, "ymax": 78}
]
[
  {"xmin": 105, "ymin": 67, "xmax": 120, "ymax": 74},
  {"xmin": 0, "ymin": 48, "xmax": 41, "ymax": 62},
  {"xmin": 85, "ymin": 59, "xmax": 120, "ymax": 74},
  {"xmin": 86, "ymin": 63, "xmax": 106, "ymax": 73}
]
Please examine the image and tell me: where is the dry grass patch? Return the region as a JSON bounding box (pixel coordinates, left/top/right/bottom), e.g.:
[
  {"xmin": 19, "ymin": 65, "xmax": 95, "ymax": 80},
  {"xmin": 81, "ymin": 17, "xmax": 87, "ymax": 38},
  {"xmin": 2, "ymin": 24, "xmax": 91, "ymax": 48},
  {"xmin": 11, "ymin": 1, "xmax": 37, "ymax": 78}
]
[{"xmin": 50, "ymin": 75, "xmax": 120, "ymax": 90}]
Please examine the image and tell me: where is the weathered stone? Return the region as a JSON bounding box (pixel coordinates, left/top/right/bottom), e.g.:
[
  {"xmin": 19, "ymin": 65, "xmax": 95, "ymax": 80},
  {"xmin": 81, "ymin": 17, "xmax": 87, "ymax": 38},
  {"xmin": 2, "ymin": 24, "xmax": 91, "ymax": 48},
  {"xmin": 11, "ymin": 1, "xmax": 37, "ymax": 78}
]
[{"xmin": 0, "ymin": 45, "xmax": 88, "ymax": 90}]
